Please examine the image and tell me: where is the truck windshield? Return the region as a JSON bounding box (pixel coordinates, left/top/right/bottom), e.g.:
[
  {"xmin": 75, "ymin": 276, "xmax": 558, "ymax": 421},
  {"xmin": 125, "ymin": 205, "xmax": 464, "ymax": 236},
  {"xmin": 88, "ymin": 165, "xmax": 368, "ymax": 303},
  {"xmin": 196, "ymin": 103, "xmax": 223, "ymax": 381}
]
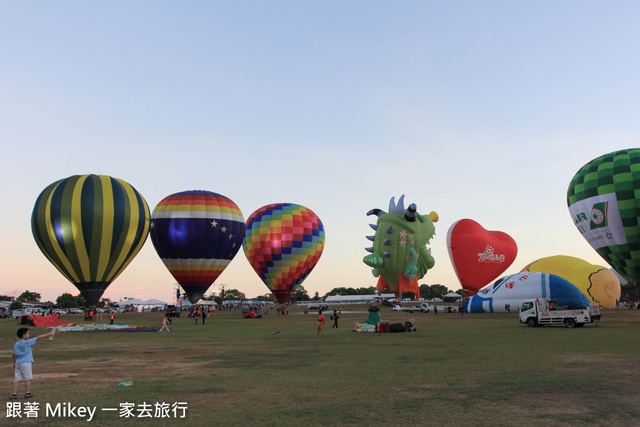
[{"xmin": 521, "ymin": 302, "xmax": 533, "ymax": 311}]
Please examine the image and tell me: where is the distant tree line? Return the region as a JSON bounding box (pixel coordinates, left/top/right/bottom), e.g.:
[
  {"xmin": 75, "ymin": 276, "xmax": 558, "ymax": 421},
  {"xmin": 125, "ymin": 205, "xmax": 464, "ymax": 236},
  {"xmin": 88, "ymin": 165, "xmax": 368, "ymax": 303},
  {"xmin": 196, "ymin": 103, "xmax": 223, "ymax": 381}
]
[
  {"xmin": 210, "ymin": 283, "xmax": 461, "ymax": 304},
  {"xmin": 319, "ymin": 284, "xmax": 457, "ymax": 300},
  {"xmin": 213, "ymin": 286, "xmax": 311, "ymax": 304},
  {"xmin": 324, "ymin": 286, "xmax": 378, "ymax": 296},
  {"xmin": 1, "ymin": 290, "xmax": 114, "ymax": 310},
  {"xmin": 4, "ymin": 290, "xmax": 44, "ymax": 310},
  {"xmin": 2, "ymin": 281, "xmax": 469, "ymax": 311}
]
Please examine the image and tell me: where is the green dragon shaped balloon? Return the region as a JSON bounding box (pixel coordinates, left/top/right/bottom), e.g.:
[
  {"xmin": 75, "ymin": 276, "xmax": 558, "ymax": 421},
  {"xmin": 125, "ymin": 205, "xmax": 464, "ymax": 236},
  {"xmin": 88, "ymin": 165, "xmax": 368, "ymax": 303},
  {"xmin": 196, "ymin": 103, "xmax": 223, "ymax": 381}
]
[{"xmin": 363, "ymin": 195, "xmax": 438, "ymax": 299}]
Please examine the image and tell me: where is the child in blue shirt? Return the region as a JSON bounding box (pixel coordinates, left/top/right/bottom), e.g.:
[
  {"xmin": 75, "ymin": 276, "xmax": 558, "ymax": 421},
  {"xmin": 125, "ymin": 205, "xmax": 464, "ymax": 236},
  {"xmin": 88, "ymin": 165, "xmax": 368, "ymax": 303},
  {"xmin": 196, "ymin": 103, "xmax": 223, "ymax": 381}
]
[{"xmin": 11, "ymin": 327, "xmax": 54, "ymax": 400}]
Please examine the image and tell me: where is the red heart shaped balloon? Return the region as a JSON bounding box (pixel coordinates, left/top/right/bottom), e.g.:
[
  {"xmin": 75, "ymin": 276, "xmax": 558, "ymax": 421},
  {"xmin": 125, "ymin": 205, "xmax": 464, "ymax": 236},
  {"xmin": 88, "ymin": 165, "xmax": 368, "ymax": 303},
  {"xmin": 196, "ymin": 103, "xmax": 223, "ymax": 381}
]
[{"xmin": 446, "ymin": 219, "xmax": 517, "ymax": 295}]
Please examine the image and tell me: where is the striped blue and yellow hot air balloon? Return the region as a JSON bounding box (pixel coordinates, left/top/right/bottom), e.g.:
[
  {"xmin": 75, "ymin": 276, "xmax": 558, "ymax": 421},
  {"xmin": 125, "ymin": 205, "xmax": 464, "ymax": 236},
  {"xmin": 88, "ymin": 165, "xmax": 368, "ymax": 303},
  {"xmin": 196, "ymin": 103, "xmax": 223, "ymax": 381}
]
[{"xmin": 31, "ymin": 174, "xmax": 150, "ymax": 305}]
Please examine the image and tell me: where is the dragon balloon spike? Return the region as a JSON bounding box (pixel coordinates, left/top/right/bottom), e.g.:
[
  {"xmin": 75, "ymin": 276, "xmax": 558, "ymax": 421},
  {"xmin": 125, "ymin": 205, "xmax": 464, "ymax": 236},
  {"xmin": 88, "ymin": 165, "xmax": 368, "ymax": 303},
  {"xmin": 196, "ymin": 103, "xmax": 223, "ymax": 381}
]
[{"xmin": 363, "ymin": 195, "xmax": 438, "ymax": 300}]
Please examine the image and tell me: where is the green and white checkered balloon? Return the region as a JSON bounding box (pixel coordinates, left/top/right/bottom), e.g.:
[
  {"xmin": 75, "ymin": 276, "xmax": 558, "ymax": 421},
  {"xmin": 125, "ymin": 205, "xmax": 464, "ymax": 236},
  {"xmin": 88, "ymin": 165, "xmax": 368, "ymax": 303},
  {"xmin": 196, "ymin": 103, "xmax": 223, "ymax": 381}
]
[{"xmin": 567, "ymin": 149, "xmax": 640, "ymax": 283}]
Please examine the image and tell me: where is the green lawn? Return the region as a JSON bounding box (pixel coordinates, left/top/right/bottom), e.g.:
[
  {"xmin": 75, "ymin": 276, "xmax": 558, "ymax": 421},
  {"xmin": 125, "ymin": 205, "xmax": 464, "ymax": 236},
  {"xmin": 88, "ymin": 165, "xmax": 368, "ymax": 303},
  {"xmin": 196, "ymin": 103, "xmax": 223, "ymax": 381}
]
[{"xmin": 2, "ymin": 306, "xmax": 639, "ymax": 426}]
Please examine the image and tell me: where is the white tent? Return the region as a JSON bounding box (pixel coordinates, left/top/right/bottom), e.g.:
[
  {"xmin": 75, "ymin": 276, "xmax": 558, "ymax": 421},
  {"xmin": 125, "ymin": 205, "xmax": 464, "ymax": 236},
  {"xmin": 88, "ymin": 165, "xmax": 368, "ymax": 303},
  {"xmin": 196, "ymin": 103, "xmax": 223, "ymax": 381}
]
[
  {"xmin": 324, "ymin": 293, "xmax": 395, "ymax": 303},
  {"xmin": 116, "ymin": 298, "xmax": 146, "ymax": 306},
  {"xmin": 178, "ymin": 299, "xmax": 217, "ymax": 307},
  {"xmin": 197, "ymin": 300, "xmax": 217, "ymax": 306},
  {"xmin": 143, "ymin": 299, "xmax": 167, "ymax": 305},
  {"xmin": 443, "ymin": 292, "xmax": 463, "ymax": 301}
]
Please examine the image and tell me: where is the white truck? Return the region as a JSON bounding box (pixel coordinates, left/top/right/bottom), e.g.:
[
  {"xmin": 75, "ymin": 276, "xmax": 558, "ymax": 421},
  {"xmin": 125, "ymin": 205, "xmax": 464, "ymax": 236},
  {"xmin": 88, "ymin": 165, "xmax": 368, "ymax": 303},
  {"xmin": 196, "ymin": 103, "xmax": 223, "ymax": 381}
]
[
  {"xmin": 11, "ymin": 307, "xmax": 47, "ymax": 319},
  {"xmin": 519, "ymin": 298, "xmax": 600, "ymax": 328},
  {"xmin": 393, "ymin": 303, "xmax": 430, "ymax": 313}
]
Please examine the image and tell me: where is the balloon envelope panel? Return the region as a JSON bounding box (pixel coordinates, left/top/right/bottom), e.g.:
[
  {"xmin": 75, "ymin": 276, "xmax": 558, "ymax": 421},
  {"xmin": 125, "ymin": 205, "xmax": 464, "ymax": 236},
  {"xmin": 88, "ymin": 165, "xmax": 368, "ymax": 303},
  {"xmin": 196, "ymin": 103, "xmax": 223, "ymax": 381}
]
[
  {"xmin": 464, "ymin": 272, "xmax": 590, "ymax": 313},
  {"xmin": 243, "ymin": 203, "xmax": 325, "ymax": 304},
  {"xmin": 31, "ymin": 174, "xmax": 150, "ymax": 305},
  {"xmin": 567, "ymin": 149, "xmax": 640, "ymax": 282},
  {"xmin": 150, "ymin": 191, "xmax": 245, "ymax": 304},
  {"xmin": 521, "ymin": 255, "xmax": 620, "ymax": 308}
]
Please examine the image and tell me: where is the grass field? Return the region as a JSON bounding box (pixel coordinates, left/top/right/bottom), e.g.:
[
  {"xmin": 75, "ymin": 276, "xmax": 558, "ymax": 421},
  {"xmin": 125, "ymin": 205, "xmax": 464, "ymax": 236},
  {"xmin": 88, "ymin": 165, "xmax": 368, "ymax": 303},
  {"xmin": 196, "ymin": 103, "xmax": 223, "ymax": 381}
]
[{"xmin": 2, "ymin": 305, "xmax": 640, "ymax": 426}]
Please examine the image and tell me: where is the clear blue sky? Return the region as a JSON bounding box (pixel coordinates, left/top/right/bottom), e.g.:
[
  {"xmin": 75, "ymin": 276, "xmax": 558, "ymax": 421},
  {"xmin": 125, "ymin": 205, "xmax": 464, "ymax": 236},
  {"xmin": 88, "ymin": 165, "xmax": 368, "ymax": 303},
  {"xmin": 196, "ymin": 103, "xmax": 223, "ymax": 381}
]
[{"xmin": 0, "ymin": 1, "xmax": 636, "ymax": 302}]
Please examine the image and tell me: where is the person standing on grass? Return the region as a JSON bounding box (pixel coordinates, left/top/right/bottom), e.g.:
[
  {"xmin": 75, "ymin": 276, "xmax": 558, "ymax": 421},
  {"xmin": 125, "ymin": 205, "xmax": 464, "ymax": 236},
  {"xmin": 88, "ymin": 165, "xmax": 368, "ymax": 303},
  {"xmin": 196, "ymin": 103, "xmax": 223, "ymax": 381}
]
[
  {"xmin": 201, "ymin": 309, "xmax": 207, "ymax": 325},
  {"xmin": 316, "ymin": 310, "xmax": 325, "ymax": 337},
  {"xmin": 159, "ymin": 316, "xmax": 171, "ymax": 332},
  {"xmin": 11, "ymin": 327, "xmax": 55, "ymax": 400},
  {"xmin": 109, "ymin": 311, "xmax": 115, "ymax": 325},
  {"xmin": 332, "ymin": 309, "xmax": 339, "ymax": 328}
]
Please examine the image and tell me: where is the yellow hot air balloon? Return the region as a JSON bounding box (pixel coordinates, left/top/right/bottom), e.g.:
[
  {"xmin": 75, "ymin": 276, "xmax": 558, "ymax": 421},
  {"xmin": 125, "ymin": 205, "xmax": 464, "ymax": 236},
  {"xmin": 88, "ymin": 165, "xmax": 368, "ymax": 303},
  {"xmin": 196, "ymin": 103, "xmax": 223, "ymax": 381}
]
[{"xmin": 521, "ymin": 255, "xmax": 620, "ymax": 308}]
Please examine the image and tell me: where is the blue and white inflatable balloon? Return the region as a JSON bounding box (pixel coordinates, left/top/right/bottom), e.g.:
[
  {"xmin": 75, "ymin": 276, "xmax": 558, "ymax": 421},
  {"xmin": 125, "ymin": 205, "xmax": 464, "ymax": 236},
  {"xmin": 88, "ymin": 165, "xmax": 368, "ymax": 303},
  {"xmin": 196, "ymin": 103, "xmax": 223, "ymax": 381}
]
[{"xmin": 464, "ymin": 272, "xmax": 590, "ymax": 313}]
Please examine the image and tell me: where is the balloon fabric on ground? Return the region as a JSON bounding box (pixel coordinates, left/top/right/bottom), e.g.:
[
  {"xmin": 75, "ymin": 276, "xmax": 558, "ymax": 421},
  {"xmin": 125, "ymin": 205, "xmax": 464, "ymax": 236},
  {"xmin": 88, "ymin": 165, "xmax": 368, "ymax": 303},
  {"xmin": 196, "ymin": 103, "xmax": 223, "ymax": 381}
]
[
  {"xmin": 150, "ymin": 191, "xmax": 245, "ymax": 304},
  {"xmin": 521, "ymin": 255, "xmax": 621, "ymax": 309},
  {"xmin": 31, "ymin": 174, "xmax": 150, "ymax": 305},
  {"xmin": 363, "ymin": 195, "xmax": 438, "ymax": 299},
  {"xmin": 567, "ymin": 148, "xmax": 640, "ymax": 283},
  {"xmin": 463, "ymin": 272, "xmax": 590, "ymax": 313},
  {"xmin": 446, "ymin": 219, "xmax": 517, "ymax": 296},
  {"xmin": 243, "ymin": 203, "xmax": 325, "ymax": 304}
]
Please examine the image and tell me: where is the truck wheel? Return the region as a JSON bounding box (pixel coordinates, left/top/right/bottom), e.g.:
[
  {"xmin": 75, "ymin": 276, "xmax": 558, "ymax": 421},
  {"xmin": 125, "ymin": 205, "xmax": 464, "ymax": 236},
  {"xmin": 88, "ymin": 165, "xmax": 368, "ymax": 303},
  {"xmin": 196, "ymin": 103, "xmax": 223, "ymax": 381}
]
[
  {"xmin": 526, "ymin": 318, "xmax": 537, "ymax": 327},
  {"xmin": 564, "ymin": 318, "xmax": 576, "ymax": 328}
]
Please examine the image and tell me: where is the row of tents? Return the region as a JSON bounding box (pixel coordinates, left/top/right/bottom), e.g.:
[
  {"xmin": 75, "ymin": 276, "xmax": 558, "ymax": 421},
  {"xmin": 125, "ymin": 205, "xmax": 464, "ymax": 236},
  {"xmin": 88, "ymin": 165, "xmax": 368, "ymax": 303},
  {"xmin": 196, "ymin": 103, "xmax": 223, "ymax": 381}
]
[
  {"xmin": 115, "ymin": 299, "xmax": 219, "ymax": 308},
  {"xmin": 116, "ymin": 298, "xmax": 168, "ymax": 306}
]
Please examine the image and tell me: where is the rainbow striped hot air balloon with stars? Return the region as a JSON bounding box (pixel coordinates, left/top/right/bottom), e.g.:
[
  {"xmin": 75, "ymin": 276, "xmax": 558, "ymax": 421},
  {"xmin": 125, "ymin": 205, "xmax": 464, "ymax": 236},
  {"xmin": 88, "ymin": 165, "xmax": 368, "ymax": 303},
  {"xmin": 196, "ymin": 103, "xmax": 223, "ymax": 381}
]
[
  {"xmin": 31, "ymin": 174, "xmax": 150, "ymax": 305},
  {"xmin": 150, "ymin": 191, "xmax": 245, "ymax": 303},
  {"xmin": 243, "ymin": 203, "xmax": 325, "ymax": 304}
]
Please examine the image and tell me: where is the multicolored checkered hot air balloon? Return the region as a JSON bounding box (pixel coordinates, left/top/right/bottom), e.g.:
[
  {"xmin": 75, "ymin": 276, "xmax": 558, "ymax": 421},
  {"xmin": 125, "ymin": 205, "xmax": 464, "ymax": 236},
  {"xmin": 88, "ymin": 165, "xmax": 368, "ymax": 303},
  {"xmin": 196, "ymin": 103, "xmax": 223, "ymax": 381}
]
[
  {"xmin": 567, "ymin": 148, "xmax": 640, "ymax": 283},
  {"xmin": 31, "ymin": 174, "xmax": 150, "ymax": 305},
  {"xmin": 150, "ymin": 191, "xmax": 245, "ymax": 303},
  {"xmin": 243, "ymin": 203, "xmax": 325, "ymax": 304}
]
